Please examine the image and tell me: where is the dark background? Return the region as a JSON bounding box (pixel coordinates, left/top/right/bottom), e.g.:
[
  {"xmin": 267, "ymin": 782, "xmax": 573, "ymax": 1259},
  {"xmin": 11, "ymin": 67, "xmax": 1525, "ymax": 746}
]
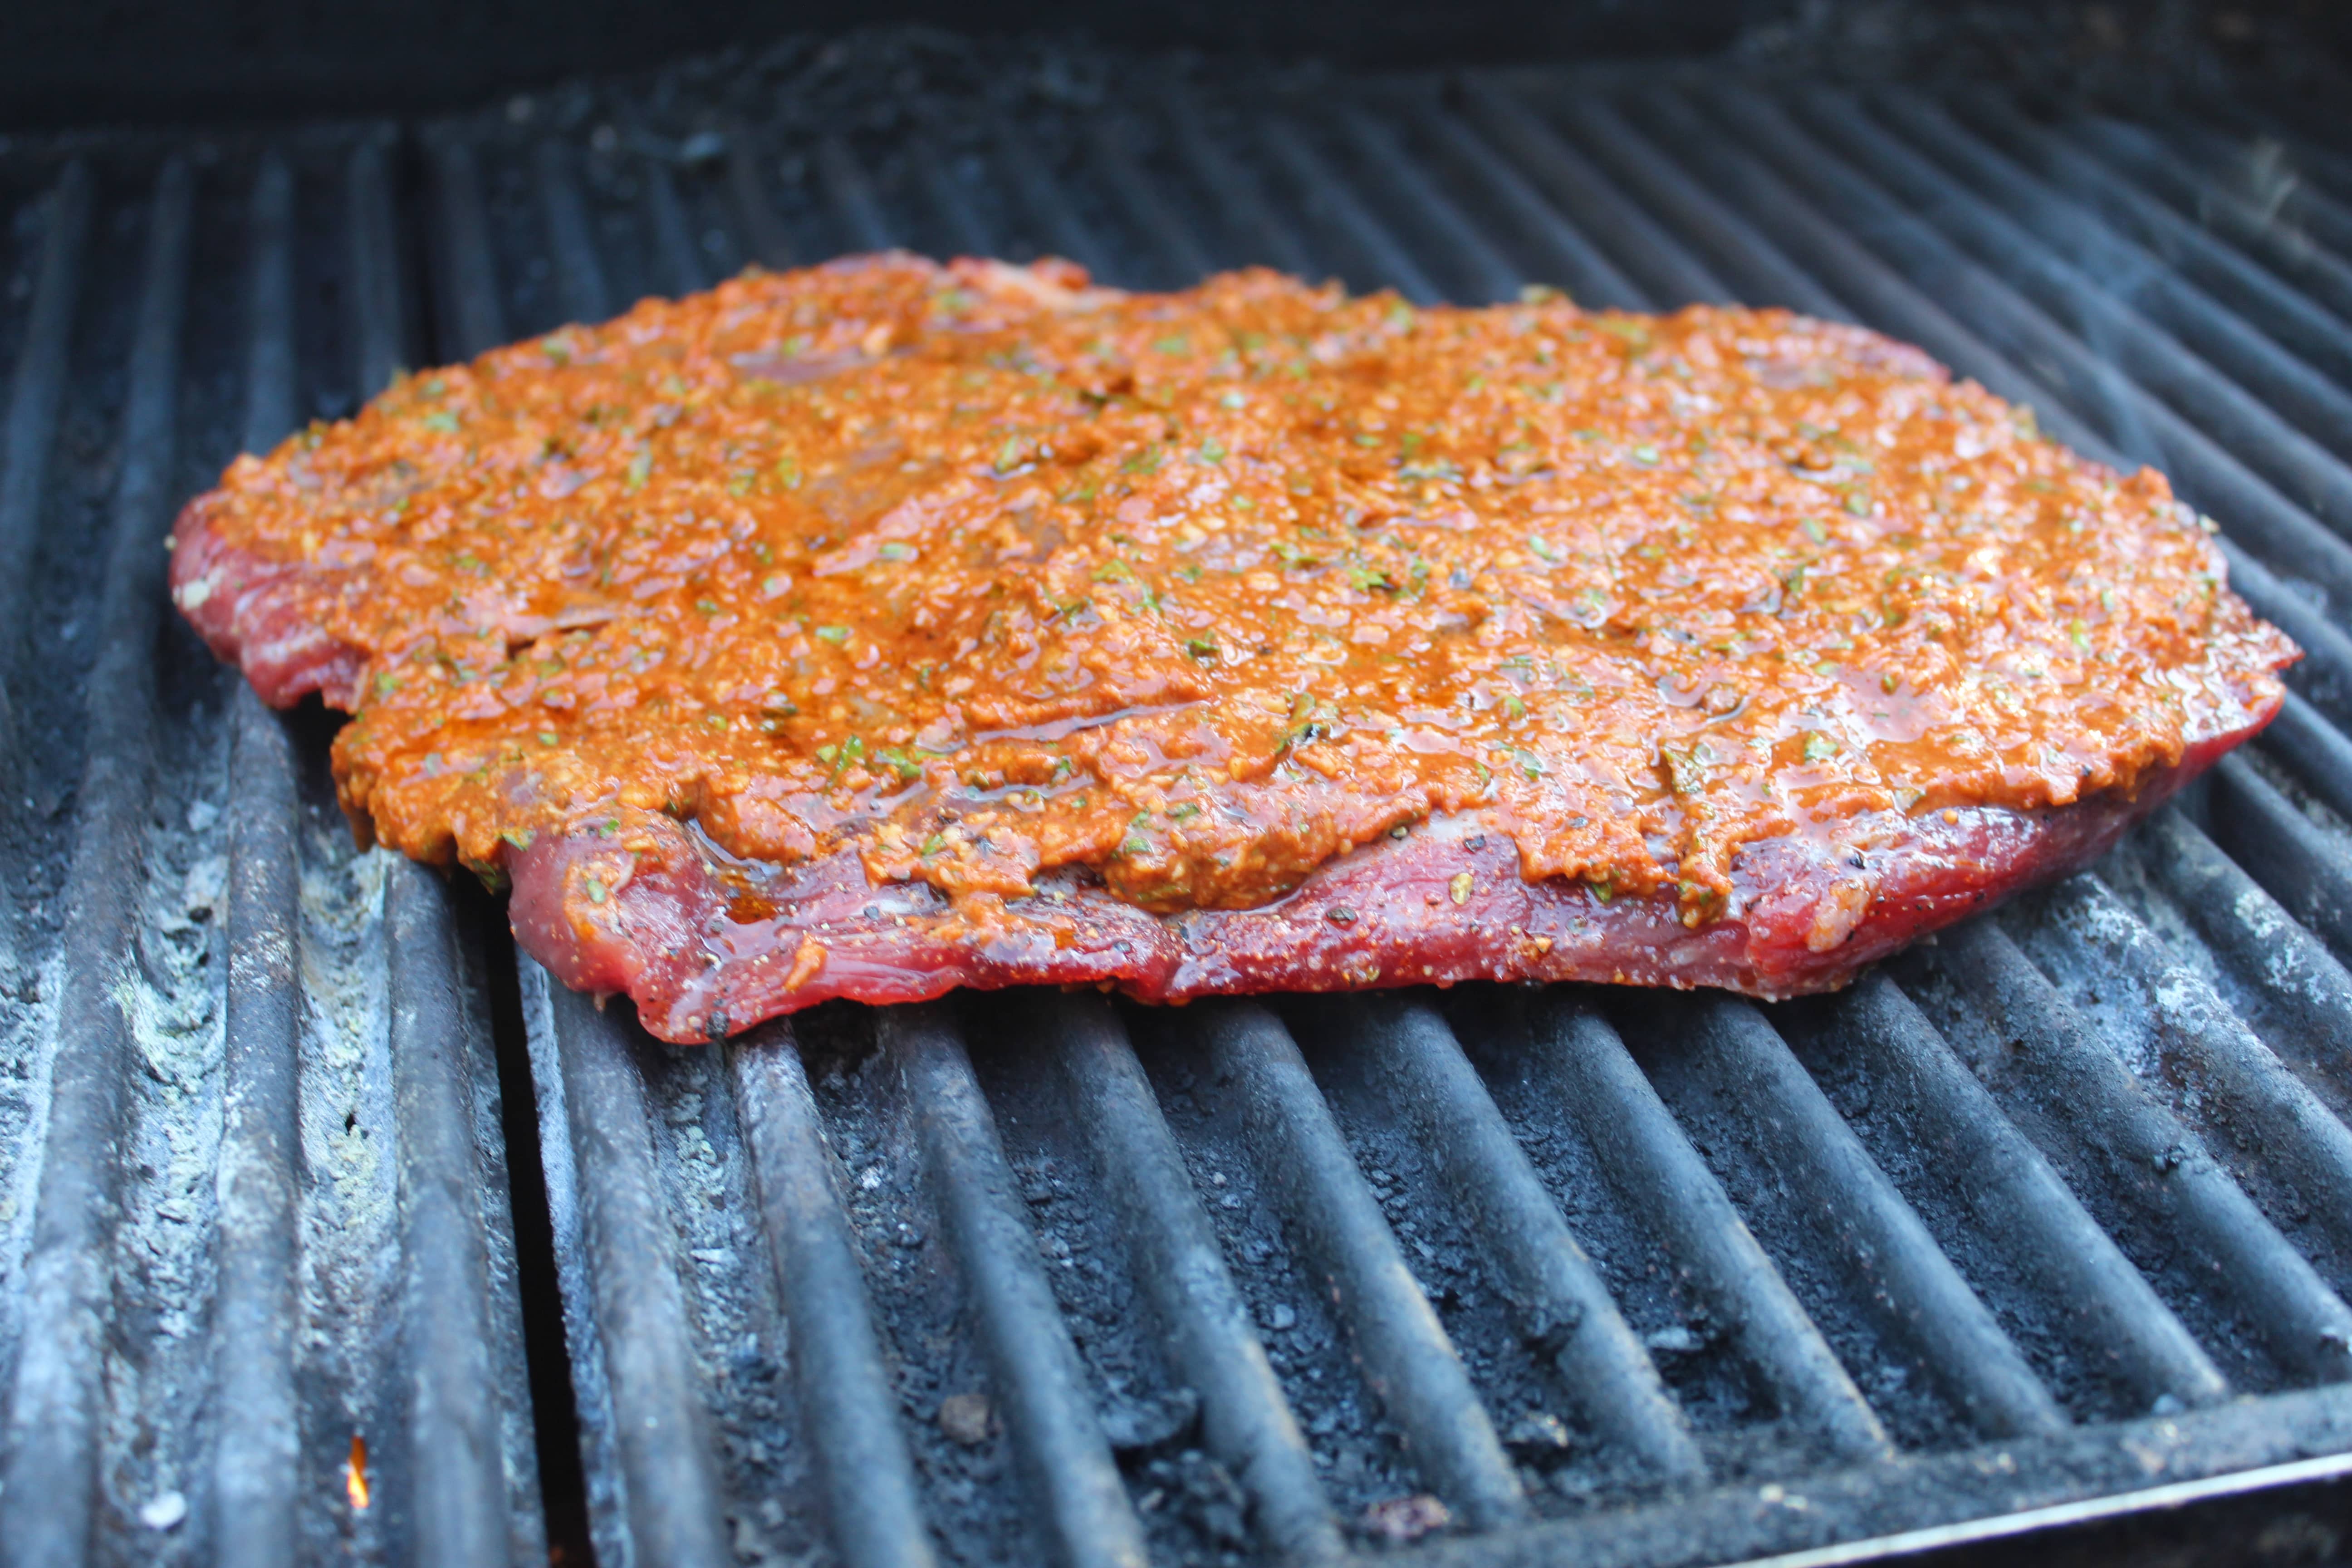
[{"xmin": 2, "ymin": 0, "xmax": 2347, "ymax": 130}]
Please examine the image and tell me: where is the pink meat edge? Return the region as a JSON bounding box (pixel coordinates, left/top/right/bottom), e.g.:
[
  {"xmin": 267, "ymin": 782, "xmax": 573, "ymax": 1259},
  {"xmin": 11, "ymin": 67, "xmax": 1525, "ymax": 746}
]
[
  {"xmin": 169, "ymin": 509, "xmax": 366, "ymax": 710},
  {"xmin": 506, "ymin": 712, "xmax": 2271, "ymax": 1045}
]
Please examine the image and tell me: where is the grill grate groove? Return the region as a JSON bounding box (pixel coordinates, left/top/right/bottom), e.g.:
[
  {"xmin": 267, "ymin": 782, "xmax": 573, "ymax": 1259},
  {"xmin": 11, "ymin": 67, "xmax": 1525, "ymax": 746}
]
[
  {"xmin": 2, "ymin": 157, "xmax": 194, "ymax": 1564},
  {"xmin": 0, "ymin": 135, "xmax": 547, "ymax": 1568}
]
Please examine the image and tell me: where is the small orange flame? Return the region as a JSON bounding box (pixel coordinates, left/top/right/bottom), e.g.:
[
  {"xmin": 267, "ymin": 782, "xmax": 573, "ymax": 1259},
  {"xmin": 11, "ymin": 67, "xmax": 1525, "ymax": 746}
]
[{"xmin": 346, "ymin": 1435, "xmax": 371, "ymax": 1511}]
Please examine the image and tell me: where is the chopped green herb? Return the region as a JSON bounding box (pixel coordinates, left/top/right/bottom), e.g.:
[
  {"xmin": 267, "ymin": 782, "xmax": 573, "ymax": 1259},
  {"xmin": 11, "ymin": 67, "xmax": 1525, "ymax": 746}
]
[
  {"xmin": 1660, "ymin": 743, "xmax": 1706, "ymax": 794},
  {"xmin": 1598, "ymin": 318, "xmax": 1652, "ymax": 350}
]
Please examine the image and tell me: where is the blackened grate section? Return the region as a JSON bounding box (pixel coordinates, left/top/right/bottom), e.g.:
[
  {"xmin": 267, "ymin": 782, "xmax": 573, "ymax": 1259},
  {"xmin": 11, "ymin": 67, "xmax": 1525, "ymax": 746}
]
[
  {"xmin": 15, "ymin": 45, "xmax": 2352, "ymax": 1568},
  {"xmin": 0, "ymin": 132, "xmax": 544, "ymax": 1566}
]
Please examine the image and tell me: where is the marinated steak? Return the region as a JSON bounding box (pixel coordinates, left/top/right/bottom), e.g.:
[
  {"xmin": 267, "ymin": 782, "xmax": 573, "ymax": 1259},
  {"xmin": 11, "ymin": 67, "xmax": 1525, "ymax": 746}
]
[{"xmin": 171, "ymin": 255, "xmax": 2295, "ymax": 1042}]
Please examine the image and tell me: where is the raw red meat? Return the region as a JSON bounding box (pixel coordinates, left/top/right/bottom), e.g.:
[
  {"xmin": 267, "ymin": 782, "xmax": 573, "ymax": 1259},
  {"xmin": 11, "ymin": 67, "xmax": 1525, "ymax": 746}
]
[{"xmin": 501, "ymin": 729, "xmax": 2251, "ymax": 1041}]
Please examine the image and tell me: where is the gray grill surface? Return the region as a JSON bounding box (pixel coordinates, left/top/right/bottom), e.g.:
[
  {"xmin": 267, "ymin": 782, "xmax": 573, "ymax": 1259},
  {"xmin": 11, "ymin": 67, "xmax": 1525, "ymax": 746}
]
[{"xmin": 10, "ymin": 41, "xmax": 2352, "ymax": 1568}]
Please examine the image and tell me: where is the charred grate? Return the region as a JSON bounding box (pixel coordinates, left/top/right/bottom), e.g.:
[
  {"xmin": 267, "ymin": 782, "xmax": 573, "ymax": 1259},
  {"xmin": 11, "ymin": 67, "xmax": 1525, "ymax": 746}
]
[
  {"xmin": 0, "ymin": 130, "xmax": 549, "ymax": 1567},
  {"xmin": 11, "ymin": 41, "xmax": 2352, "ymax": 1568}
]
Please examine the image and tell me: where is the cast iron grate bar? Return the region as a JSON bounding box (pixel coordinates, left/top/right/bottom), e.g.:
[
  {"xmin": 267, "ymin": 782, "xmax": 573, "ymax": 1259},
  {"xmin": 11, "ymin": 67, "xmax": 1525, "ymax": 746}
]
[
  {"xmin": 0, "ymin": 137, "xmax": 545, "ymax": 1568},
  {"xmin": 1088, "ymin": 116, "xmax": 1215, "ymax": 291},
  {"xmin": 0, "ymin": 152, "xmax": 194, "ymax": 1568},
  {"xmin": 1149, "ymin": 76, "xmax": 1315, "ymax": 284},
  {"xmin": 1639, "ymin": 995, "xmax": 2071, "ymax": 1439},
  {"xmin": 1921, "ymin": 921, "xmax": 2352, "ymax": 1383},
  {"xmin": 1458, "ymin": 89, "xmax": 1734, "ymax": 308},
  {"xmin": 1945, "ymin": 88, "xmax": 2352, "ymax": 395},
  {"xmin": 730, "ymin": 1032, "xmax": 940, "ymax": 1568},
  {"xmin": 1205, "ymin": 1003, "xmax": 1531, "ymax": 1531},
  {"xmin": 2127, "ymin": 803, "xmax": 2352, "ymax": 1091},
  {"xmin": 2036, "ymin": 868, "xmax": 2352, "ymax": 1275},
  {"xmin": 1342, "ymin": 998, "xmax": 1708, "ymax": 1482},
  {"xmin": 1791, "ymin": 975, "xmax": 2230, "ymax": 1413},
  {"xmin": 1551, "ymin": 94, "xmax": 1845, "ymax": 320},
  {"xmin": 539, "ymin": 983, "xmax": 731, "ymax": 1568},
  {"xmin": 1041, "ymin": 994, "xmax": 1346, "ymax": 1563},
  {"xmin": 2208, "ymin": 753, "xmax": 2352, "ymax": 957},
  {"xmin": 909, "ymin": 136, "xmax": 990, "ymax": 264},
  {"xmin": 723, "ymin": 126, "xmax": 795, "ymax": 273},
  {"xmin": 1866, "ymin": 93, "xmax": 2352, "ymax": 465},
  {"xmin": 893, "ymin": 1006, "xmax": 1155, "ymax": 1568},
  {"xmin": 1256, "ymin": 117, "xmax": 1444, "ymax": 307},
  {"xmin": 988, "ymin": 112, "xmax": 1114, "ymax": 279},
  {"xmin": 1503, "ymin": 997, "xmax": 1895, "ymax": 1464},
  {"xmin": 2060, "ymin": 113, "xmax": 2352, "ymax": 327},
  {"xmin": 211, "ymin": 155, "xmax": 304, "ymax": 1568},
  {"xmin": 1393, "ymin": 103, "xmax": 1645, "ymax": 313},
  {"xmin": 0, "ymin": 161, "xmax": 87, "ymax": 794}
]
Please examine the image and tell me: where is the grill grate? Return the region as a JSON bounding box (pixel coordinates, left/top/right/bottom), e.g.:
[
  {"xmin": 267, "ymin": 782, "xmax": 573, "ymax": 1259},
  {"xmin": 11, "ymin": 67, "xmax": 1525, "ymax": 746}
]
[
  {"xmin": 9, "ymin": 45, "xmax": 2352, "ymax": 1568},
  {"xmin": 0, "ymin": 131, "xmax": 547, "ymax": 1567}
]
